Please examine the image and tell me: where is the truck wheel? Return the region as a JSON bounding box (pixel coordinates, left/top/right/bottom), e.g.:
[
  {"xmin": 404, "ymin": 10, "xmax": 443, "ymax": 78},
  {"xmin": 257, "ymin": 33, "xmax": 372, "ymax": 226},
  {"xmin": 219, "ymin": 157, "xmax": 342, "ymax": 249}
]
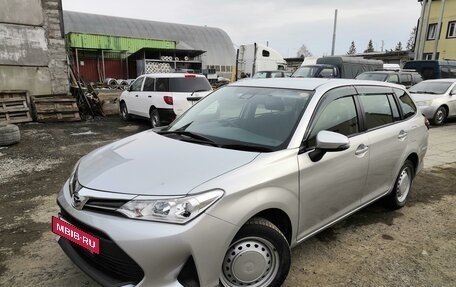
[{"xmin": 0, "ymin": 124, "xmax": 21, "ymax": 146}]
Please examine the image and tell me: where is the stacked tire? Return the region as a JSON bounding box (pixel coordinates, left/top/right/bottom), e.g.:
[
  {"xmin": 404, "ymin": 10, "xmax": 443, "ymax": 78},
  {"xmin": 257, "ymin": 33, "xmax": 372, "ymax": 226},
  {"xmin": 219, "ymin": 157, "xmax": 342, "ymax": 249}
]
[{"xmin": 0, "ymin": 124, "xmax": 21, "ymax": 146}]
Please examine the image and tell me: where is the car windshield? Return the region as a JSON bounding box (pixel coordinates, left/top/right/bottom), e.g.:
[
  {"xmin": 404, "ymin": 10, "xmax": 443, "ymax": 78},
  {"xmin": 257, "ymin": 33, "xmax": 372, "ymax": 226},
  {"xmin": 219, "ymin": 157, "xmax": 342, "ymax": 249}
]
[
  {"xmin": 409, "ymin": 81, "xmax": 453, "ymax": 94},
  {"xmin": 165, "ymin": 86, "xmax": 313, "ymax": 151},
  {"xmin": 170, "ymin": 77, "xmax": 212, "ymax": 92},
  {"xmin": 355, "ymin": 73, "xmax": 388, "ymax": 81},
  {"xmin": 292, "ymin": 66, "xmax": 320, "ymax": 78}
]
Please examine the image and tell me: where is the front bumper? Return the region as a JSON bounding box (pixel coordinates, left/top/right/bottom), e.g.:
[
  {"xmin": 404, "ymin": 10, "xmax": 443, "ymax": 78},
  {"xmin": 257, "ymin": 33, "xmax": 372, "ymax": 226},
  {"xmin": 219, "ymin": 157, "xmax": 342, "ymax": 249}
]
[
  {"xmin": 418, "ymin": 105, "xmax": 437, "ymax": 120},
  {"xmin": 57, "ymin": 185, "xmax": 238, "ymax": 287}
]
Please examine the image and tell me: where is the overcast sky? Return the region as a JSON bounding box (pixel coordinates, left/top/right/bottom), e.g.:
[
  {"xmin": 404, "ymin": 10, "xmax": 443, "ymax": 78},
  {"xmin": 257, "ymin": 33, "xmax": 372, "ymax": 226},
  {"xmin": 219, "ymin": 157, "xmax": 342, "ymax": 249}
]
[{"xmin": 62, "ymin": 0, "xmax": 422, "ymax": 58}]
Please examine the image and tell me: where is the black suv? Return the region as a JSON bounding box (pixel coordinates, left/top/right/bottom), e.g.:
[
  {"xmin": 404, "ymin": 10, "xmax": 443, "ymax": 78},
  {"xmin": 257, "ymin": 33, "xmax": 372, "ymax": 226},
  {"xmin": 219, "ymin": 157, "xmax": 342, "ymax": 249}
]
[{"xmin": 355, "ymin": 70, "xmax": 423, "ymax": 88}]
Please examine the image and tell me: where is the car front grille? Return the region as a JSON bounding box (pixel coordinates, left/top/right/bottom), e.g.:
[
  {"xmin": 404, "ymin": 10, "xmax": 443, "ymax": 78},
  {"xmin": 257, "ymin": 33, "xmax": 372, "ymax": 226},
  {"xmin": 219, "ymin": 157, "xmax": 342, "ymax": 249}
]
[{"xmin": 59, "ymin": 209, "xmax": 144, "ymax": 285}]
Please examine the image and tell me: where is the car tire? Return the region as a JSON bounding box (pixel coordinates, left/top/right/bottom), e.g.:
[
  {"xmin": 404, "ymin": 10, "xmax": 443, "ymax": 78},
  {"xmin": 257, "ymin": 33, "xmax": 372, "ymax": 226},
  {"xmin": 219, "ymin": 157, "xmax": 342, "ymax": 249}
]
[
  {"xmin": 150, "ymin": 108, "xmax": 161, "ymax": 128},
  {"xmin": 0, "ymin": 124, "xmax": 21, "ymax": 146},
  {"xmin": 432, "ymin": 106, "xmax": 447, "ymax": 126},
  {"xmin": 120, "ymin": 101, "xmax": 130, "ymax": 121},
  {"xmin": 385, "ymin": 160, "xmax": 415, "ymax": 210},
  {"xmin": 220, "ymin": 217, "xmax": 291, "ymax": 287}
]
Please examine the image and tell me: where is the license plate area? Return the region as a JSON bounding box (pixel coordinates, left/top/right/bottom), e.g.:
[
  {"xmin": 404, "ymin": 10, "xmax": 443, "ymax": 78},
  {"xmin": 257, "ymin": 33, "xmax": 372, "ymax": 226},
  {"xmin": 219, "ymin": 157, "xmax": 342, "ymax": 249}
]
[{"xmin": 52, "ymin": 216, "xmax": 100, "ymax": 254}]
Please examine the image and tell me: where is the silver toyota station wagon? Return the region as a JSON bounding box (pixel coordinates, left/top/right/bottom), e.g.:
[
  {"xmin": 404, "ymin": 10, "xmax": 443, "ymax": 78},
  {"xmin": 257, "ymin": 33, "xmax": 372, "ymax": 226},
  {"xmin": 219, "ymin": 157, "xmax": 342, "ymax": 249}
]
[{"xmin": 55, "ymin": 78, "xmax": 428, "ymax": 287}]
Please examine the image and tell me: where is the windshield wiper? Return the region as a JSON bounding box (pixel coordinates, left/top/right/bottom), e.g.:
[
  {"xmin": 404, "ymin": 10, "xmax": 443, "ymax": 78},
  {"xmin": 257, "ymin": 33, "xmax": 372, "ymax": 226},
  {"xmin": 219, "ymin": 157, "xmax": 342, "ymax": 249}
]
[
  {"xmin": 158, "ymin": 131, "xmax": 219, "ymax": 147},
  {"xmin": 410, "ymin": 90, "xmax": 438, "ymax": 94},
  {"xmin": 220, "ymin": 143, "xmax": 274, "ymax": 152}
]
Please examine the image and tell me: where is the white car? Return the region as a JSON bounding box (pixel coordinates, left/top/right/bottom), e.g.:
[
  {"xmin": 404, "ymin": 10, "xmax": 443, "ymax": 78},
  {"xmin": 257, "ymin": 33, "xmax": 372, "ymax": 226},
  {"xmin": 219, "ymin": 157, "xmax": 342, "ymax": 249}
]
[
  {"xmin": 409, "ymin": 79, "xmax": 456, "ymax": 125},
  {"xmin": 119, "ymin": 73, "xmax": 212, "ymax": 127}
]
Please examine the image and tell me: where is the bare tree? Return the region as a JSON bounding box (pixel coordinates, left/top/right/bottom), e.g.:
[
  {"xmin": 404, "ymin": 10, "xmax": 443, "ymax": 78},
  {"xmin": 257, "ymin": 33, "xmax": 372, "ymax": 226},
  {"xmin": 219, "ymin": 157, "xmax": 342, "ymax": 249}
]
[
  {"xmin": 395, "ymin": 41, "xmax": 403, "ymax": 51},
  {"xmin": 347, "ymin": 41, "xmax": 357, "ymax": 55},
  {"xmin": 296, "ymin": 44, "xmax": 312, "ymax": 58},
  {"xmin": 364, "ymin": 40, "xmax": 374, "ymax": 53},
  {"xmin": 406, "ymin": 26, "xmax": 417, "ymax": 51}
]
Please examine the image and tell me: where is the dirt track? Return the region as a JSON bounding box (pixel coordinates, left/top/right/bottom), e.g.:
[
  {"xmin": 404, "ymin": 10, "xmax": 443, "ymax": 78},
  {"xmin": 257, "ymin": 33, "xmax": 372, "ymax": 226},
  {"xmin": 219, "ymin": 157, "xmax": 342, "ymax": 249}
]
[{"xmin": 0, "ymin": 117, "xmax": 455, "ymax": 286}]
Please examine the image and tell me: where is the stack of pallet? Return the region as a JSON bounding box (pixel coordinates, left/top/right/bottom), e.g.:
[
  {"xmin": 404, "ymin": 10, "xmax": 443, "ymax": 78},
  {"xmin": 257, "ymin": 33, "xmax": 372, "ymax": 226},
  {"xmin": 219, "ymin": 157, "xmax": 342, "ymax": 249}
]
[
  {"xmin": 31, "ymin": 94, "xmax": 81, "ymax": 122},
  {"xmin": 0, "ymin": 91, "xmax": 33, "ymax": 124}
]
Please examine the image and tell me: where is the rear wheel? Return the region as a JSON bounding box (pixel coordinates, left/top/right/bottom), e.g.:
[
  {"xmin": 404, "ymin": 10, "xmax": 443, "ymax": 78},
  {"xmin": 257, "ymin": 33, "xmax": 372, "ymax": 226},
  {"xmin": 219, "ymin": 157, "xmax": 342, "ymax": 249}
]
[
  {"xmin": 149, "ymin": 108, "xmax": 161, "ymax": 128},
  {"xmin": 432, "ymin": 106, "xmax": 447, "ymax": 125},
  {"xmin": 119, "ymin": 101, "xmax": 130, "ymax": 121},
  {"xmin": 385, "ymin": 160, "xmax": 415, "ymax": 210},
  {"xmin": 220, "ymin": 218, "xmax": 290, "ymax": 287}
]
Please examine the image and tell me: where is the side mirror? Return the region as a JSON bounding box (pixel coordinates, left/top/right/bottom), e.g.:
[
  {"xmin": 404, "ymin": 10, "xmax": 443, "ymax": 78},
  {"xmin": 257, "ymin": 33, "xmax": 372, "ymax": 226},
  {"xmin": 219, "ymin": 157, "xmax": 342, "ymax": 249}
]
[{"xmin": 309, "ymin": 131, "xmax": 350, "ymax": 162}]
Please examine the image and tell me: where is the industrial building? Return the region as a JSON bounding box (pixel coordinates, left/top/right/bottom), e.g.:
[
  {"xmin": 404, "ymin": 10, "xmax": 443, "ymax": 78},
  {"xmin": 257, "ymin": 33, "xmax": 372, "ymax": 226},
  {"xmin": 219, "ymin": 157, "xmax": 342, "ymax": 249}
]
[{"xmin": 63, "ymin": 11, "xmax": 236, "ymax": 82}]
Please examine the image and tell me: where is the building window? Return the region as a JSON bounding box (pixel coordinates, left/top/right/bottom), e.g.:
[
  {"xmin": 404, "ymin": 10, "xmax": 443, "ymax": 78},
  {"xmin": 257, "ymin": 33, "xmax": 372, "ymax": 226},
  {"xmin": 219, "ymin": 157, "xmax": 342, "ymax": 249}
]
[
  {"xmin": 448, "ymin": 21, "xmax": 456, "ymax": 38},
  {"xmin": 423, "ymin": 53, "xmax": 440, "ymax": 60},
  {"xmin": 427, "ymin": 23, "xmax": 437, "ymax": 40}
]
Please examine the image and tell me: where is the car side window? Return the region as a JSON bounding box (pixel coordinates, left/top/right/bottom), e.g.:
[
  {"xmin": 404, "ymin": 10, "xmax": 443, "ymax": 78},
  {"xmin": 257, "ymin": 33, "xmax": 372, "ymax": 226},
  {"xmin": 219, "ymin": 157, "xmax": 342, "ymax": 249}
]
[
  {"xmin": 143, "ymin": 77, "xmax": 155, "ymax": 92},
  {"xmin": 130, "ymin": 77, "xmax": 144, "ymax": 92},
  {"xmin": 156, "ymin": 78, "xmax": 169, "ymax": 92},
  {"xmin": 399, "ymin": 74, "xmax": 412, "ymax": 87},
  {"xmin": 320, "ymin": 68, "xmax": 335, "ymax": 78},
  {"xmin": 359, "ymin": 93, "xmax": 394, "ymax": 129},
  {"xmin": 394, "ymin": 88, "xmax": 417, "ymax": 120},
  {"xmin": 387, "ymin": 94, "xmax": 401, "ymax": 121},
  {"xmin": 307, "ymin": 96, "xmax": 359, "ymax": 147},
  {"xmin": 387, "ymin": 74, "xmax": 399, "ymax": 84}
]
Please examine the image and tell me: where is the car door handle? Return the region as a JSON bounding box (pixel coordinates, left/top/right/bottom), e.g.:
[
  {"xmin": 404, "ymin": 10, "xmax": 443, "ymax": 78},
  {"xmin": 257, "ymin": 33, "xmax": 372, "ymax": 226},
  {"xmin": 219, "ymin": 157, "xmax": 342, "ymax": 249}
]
[
  {"xmin": 355, "ymin": 144, "xmax": 369, "ymax": 156},
  {"xmin": 398, "ymin": 130, "xmax": 407, "ymax": 140},
  {"xmin": 135, "ymin": 95, "xmax": 139, "ymax": 97},
  {"xmin": 148, "ymin": 95, "xmax": 151, "ymax": 98}
]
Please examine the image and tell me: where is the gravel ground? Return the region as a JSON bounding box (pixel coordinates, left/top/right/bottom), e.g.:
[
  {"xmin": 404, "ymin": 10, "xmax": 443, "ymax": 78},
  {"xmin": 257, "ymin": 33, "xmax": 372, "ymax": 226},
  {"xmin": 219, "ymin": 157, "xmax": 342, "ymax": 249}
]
[{"xmin": 0, "ymin": 117, "xmax": 455, "ymax": 287}]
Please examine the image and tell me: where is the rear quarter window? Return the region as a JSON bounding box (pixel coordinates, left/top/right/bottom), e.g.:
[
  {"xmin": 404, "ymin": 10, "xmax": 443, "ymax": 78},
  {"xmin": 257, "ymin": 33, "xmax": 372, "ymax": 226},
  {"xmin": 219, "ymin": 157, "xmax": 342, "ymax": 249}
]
[
  {"xmin": 169, "ymin": 77, "xmax": 211, "ymax": 93},
  {"xmin": 394, "ymin": 88, "xmax": 417, "ymax": 119}
]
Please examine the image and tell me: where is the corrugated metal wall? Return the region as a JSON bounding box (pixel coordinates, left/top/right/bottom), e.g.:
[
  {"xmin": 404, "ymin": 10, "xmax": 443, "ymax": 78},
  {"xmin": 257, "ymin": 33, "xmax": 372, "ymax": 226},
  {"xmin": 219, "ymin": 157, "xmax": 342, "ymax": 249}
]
[{"xmin": 67, "ymin": 33, "xmax": 175, "ymax": 54}]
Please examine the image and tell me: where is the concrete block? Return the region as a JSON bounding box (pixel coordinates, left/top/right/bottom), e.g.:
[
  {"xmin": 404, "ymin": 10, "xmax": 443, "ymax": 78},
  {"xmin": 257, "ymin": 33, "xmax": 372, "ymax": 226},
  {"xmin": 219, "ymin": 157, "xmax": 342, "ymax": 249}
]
[
  {"xmin": 0, "ymin": 0, "xmax": 43, "ymax": 26},
  {"xmin": 0, "ymin": 24, "xmax": 49, "ymax": 66},
  {"xmin": 0, "ymin": 65, "xmax": 52, "ymax": 95}
]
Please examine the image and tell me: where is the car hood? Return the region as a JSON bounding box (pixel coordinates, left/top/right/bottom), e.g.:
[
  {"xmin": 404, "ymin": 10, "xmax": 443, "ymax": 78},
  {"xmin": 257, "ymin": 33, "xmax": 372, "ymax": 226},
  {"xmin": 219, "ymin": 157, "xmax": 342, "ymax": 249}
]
[
  {"xmin": 410, "ymin": 93, "xmax": 445, "ymax": 102},
  {"xmin": 77, "ymin": 130, "xmax": 259, "ymax": 196}
]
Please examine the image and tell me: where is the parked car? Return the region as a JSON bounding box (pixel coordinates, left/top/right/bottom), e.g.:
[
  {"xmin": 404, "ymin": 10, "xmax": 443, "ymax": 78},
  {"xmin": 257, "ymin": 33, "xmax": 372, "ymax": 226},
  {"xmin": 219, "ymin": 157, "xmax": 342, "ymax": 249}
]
[
  {"xmin": 409, "ymin": 79, "xmax": 456, "ymax": 125},
  {"xmin": 356, "ymin": 70, "xmax": 423, "ymax": 88},
  {"xmin": 119, "ymin": 73, "xmax": 212, "ymax": 127},
  {"xmin": 54, "ymin": 78, "xmax": 428, "ymax": 287},
  {"xmin": 253, "ymin": 70, "xmax": 288, "ymax": 79}
]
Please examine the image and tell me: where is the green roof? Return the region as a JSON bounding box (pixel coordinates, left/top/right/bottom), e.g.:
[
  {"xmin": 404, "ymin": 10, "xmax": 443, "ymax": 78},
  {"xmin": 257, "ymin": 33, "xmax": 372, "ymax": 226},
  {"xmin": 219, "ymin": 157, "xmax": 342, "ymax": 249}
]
[{"xmin": 67, "ymin": 32, "xmax": 175, "ymax": 54}]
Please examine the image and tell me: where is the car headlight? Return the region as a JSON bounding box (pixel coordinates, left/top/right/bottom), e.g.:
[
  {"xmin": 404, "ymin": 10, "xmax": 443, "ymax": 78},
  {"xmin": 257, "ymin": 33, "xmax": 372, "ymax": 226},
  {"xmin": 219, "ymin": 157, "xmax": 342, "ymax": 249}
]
[
  {"xmin": 117, "ymin": 189, "xmax": 224, "ymax": 224},
  {"xmin": 68, "ymin": 161, "xmax": 82, "ymax": 195},
  {"xmin": 416, "ymin": 100, "xmax": 432, "ymax": 107}
]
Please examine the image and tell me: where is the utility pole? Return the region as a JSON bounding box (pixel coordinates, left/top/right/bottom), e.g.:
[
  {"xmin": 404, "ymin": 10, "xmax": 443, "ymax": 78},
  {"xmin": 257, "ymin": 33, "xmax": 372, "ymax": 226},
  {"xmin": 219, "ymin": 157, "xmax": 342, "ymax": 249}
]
[{"xmin": 331, "ymin": 9, "xmax": 338, "ymax": 56}]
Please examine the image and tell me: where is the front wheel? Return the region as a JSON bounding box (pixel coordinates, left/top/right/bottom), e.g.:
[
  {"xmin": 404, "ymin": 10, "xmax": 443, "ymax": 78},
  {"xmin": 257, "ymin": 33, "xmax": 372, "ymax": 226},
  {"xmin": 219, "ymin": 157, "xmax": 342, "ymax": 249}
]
[
  {"xmin": 149, "ymin": 108, "xmax": 161, "ymax": 128},
  {"xmin": 432, "ymin": 106, "xmax": 447, "ymax": 125},
  {"xmin": 220, "ymin": 218, "xmax": 290, "ymax": 287},
  {"xmin": 385, "ymin": 160, "xmax": 415, "ymax": 210}
]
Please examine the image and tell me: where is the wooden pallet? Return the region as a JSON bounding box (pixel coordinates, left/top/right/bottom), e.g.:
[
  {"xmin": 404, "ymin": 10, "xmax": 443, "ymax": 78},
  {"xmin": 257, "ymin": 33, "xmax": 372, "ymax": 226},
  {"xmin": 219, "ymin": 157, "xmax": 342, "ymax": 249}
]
[
  {"xmin": 0, "ymin": 91, "xmax": 33, "ymax": 124},
  {"xmin": 31, "ymin": 94, "xmax": 81, "ymax": 122}
]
